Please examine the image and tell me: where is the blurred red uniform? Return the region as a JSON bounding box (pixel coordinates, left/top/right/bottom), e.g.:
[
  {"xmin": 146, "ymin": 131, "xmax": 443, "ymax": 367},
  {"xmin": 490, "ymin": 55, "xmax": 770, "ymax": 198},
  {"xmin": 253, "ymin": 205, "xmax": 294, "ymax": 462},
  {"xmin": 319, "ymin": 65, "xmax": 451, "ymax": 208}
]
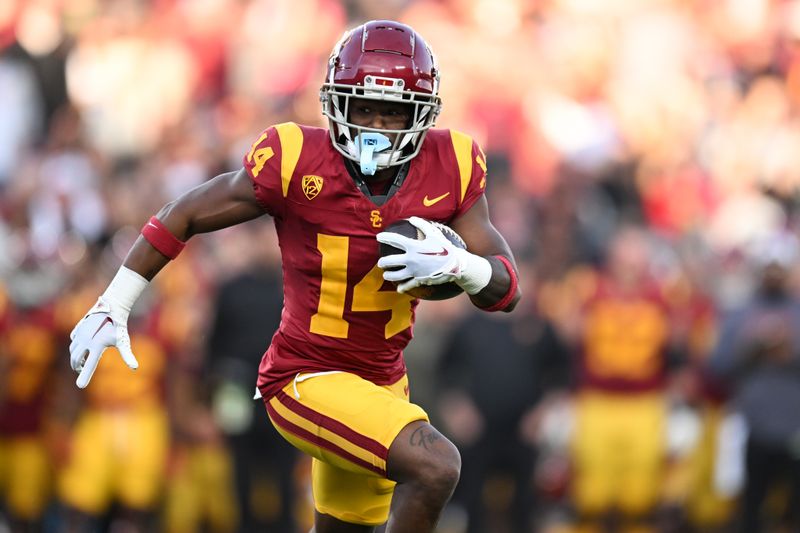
[
  {"xmin": 0, "ymin": 289, "xmax": 59, "ymax": 527},
  {"xmin": 570, "ymin": 232, "xmax": 674, "ymax": 529},
  {"xmin": 159, "ymin": 258, "xmax": 240, "ymax": 533},
  {"xmin": 57, "ymin": 290, "xmax": 171, "ymax": 519}
]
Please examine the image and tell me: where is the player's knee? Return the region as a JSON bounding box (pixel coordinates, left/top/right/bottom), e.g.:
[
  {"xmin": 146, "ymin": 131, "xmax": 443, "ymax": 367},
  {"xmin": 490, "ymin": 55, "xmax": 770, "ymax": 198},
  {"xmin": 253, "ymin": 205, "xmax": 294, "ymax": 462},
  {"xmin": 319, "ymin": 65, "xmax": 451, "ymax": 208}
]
[
  {"xmin": 415, "ymin": 438, "xmax": 461, "ymax": 494},
  {"xmin": 436, "ymin": 443, "xmax": 461, "ymax": 493},
  {"xmin": 388, "ymin": 421, "xmax": 461, "ymax": 494}
]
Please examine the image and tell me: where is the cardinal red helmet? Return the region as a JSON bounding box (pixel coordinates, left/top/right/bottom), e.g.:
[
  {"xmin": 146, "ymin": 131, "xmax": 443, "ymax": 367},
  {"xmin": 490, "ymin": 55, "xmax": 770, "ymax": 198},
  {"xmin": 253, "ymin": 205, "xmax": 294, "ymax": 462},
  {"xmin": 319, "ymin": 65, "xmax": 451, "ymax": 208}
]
[{"xmin": 320, "ymin": 20, "xmax": 442, "ymax": 170}]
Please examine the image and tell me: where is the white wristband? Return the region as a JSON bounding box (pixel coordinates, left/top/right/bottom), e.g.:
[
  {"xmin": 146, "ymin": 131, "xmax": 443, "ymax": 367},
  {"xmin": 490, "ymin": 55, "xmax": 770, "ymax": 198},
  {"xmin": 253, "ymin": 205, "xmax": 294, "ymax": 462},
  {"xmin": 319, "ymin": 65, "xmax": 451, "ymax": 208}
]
[
  {"xmin": 455, "ymin": 250, "xmax": 493, "ymax": 295},
  {"xmin": 101, "ymin": 266, "xmax": 149, "ymax": 322}
]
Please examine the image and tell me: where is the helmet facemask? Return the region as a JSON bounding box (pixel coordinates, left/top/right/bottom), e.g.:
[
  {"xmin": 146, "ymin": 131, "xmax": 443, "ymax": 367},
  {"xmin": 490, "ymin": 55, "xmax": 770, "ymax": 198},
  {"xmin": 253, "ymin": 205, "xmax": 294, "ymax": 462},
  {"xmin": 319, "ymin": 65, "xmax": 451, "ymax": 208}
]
[
  {"xmin": 319, "ymin": 21, "xmax": 443, "ymax": 174},
  {"xmin": 321, "ymin": 80, "xmax": 441, "ymax": 173}
]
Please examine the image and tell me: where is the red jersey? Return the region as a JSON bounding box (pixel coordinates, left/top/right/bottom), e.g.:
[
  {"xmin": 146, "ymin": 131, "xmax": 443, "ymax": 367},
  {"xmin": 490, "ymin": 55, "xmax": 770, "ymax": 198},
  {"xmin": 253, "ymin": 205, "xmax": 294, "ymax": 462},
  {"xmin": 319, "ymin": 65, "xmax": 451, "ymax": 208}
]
[
  {"xmin": 245, "ymin": 124, "xmax": 486, "ymax": 399},
  {"xmin": 579, "ymin": 276, "xmax": 671, "ymax": 393},
  {"xmin": 0, "ymin": 305, "xmax": 57, "ymax": 435}
]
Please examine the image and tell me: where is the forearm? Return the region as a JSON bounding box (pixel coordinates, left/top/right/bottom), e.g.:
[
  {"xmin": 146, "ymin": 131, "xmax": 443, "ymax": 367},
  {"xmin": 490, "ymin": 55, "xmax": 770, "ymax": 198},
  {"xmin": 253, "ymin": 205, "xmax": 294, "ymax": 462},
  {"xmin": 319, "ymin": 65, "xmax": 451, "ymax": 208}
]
[
  {"xmin": 122, "ymin": 194, "xmax": 211, "ymax": 280},
  {"xmin": 446, "ymin": 197, "xmax": 521, "ymax": 313},
  {"xmin": 467, "ymin": 254, "xmax": 520, "ymax": 312},
  {"xmin": 123, "ymin": 236, "xmax": 172, "ymax": 281},
  {"xmin": 122, "ymin": 198, "xmax": 198, "ymax": 281},
  {"xmin": 124, "ymin": 169, "xmax": 264, "ymax": 281}
]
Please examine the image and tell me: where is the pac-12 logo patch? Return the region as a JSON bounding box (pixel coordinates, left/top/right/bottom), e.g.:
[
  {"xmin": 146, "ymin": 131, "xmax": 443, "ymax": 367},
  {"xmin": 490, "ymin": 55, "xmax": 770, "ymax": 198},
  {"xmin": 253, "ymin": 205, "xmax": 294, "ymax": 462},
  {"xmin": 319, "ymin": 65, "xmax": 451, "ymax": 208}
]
[{"xmin": 302, "ymin": 175, "xmax": 324, "ymax": 200}]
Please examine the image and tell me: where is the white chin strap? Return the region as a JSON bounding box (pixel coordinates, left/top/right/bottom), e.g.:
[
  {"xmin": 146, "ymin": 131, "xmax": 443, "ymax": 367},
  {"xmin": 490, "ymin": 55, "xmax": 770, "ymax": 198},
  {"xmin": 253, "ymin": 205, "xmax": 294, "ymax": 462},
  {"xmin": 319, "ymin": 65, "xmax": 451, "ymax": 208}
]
[{"xmin": 345, "ymin": 132, "xmax": 395, "ymax": 175}]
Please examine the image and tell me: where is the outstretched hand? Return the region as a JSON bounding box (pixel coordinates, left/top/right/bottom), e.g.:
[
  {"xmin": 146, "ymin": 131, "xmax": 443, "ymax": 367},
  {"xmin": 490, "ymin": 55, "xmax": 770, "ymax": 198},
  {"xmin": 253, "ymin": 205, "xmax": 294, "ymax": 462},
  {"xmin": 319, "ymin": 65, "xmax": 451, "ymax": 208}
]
[{"xmin": 69, "ymin": 297, "xmax": 138, "ymax": 389}]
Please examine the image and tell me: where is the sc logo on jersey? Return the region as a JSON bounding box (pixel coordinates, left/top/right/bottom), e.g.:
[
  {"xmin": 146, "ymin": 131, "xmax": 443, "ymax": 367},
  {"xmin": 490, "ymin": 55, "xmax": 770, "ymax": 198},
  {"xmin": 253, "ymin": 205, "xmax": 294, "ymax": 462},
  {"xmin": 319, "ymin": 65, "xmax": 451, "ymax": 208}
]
[
  {"xmin": 370, "ymin": 210, "xmax": 382, "ymax": 228},
  {"xmin": 302, "ymin": 175, "xmax": 324, "ymax": 200}
]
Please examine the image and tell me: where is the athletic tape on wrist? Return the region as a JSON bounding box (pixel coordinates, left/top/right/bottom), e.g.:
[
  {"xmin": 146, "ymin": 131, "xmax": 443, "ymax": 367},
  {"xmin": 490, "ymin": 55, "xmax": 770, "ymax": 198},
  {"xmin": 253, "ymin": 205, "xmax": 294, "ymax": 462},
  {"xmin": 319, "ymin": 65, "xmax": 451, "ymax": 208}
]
[
  {"xmin": 102, "ymin": 266, "xmax": 149, "ymax": 317},
  {"xmin": 141, "ymin": 216, "xmax": 185, "ymax": 260},
  {"xmin": 478, "ymin": 255, "xmax": 518, "ymax": 312},
  {"xmin": 458, "ymin": 251, "xmax": 493, "ymax": 295}
]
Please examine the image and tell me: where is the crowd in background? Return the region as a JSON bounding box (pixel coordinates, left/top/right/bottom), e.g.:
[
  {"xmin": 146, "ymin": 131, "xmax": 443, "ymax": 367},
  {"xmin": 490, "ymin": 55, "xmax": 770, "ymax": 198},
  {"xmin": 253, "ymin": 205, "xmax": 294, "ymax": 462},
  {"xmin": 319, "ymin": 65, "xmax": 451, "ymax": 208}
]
[{"xmin": 4, "ymin": 0, "xmax": 800, "ymax": 531}]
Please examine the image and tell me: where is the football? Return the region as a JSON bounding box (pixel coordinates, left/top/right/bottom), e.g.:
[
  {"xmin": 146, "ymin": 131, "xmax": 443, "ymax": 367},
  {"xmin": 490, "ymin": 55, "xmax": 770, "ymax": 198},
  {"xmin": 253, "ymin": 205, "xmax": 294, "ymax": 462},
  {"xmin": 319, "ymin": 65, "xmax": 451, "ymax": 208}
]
[{"xmin": 379, "ymin": 218, "xmax": 466, "ymax": 300}]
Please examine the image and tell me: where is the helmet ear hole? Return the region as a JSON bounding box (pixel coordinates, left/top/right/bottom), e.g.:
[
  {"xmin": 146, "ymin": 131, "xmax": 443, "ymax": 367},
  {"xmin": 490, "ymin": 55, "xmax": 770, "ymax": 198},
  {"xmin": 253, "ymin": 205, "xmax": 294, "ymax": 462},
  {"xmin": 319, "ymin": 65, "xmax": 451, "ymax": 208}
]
[{"xmin": 320, "ymin": 20, "xmax": 442, "ymax": 170}]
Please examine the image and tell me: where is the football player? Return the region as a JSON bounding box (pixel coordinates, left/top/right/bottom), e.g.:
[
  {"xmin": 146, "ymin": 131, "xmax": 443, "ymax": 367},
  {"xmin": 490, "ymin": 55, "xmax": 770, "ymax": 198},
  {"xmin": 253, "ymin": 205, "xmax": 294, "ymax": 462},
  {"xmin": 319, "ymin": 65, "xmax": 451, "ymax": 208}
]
[
  {"xmin": 0, "ymin": 284, "xmax": 58, "ymax": 533},
  {"xmin": 568, "ymin": 227, "xmax": 675, "ymax": 532},
  {"xmin": 56, "ymin": 270, "xmax": 171, "ymax": 533},
  {"xmin": 68, "ymin": 20, "xmax": 521, "ymax": 533}
]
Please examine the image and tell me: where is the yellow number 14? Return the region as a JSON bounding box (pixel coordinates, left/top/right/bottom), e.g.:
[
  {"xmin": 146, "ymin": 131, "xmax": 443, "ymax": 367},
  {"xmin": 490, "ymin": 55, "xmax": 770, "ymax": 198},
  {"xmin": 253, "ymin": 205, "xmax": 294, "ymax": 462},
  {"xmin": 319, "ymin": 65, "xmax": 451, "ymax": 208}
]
[{"xmin": 309, "ymin": 234, "xmax": 413, "ymax": 339}]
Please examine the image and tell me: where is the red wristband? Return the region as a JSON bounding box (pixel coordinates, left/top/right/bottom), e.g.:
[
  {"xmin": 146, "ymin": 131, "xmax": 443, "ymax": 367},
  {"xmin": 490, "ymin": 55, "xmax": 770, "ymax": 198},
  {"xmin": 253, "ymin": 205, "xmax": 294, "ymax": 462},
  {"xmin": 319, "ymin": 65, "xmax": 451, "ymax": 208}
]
[
  {"xmin": 141, "ymin": 216, "xmax": 186, "ymax": 260},
  {"xmin": 478, "ymin": 255, "xmax": 518, "ymax": 312}
]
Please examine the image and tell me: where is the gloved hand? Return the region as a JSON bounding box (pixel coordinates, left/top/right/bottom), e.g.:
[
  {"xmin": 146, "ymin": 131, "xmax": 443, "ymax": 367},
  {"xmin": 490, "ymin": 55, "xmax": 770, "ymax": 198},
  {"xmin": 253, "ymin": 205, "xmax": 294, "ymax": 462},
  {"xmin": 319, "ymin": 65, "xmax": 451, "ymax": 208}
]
[
  {"xmin": 68, "ymin": 266, "xmax": 148, "ymax": 389},
  {"xmin": 376, "ymin": 216, "xmax": 491, "ymax": 294},
  {"xmin": 69, "ymin": 297, "xmax": 138, "ymax": 389}
]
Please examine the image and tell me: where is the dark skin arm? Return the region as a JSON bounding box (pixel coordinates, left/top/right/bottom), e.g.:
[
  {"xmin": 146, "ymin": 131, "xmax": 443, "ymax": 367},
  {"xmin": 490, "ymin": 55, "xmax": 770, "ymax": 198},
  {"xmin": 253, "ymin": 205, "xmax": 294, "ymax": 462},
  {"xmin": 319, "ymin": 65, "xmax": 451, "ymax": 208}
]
[
  {"xmin": 450, "ymin": 195, "xmax": 521, "ymax": 312},
  {"xmin": 124, "ymin": 168, "xmax": 265, "ymax": 280}
]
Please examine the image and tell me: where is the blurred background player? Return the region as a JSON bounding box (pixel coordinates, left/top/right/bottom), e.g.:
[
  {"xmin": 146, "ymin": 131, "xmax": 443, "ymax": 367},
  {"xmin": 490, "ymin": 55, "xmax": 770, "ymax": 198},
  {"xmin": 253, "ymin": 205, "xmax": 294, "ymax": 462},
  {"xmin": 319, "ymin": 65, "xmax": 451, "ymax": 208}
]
[
  {"xmin": 66, "ymin": 18, "xmax": 520, "ymax": 533},
  {"xmin": 0, "ymin": 260, "xmax": 61, "ymax": 533},
  {"xmin": 561, "ymin": 226, "xmax": 682, "ymax": 533},
  {"xmin": 55, "ymin": 257, "xmax": 171, "ymax": 533},
  {"xmin": 160, "ymin": 250, "xmax": 240, "ymax": 533},
  {"xmin": 708, "ymin": 232, "xmax": 800, "ymax": 533}
]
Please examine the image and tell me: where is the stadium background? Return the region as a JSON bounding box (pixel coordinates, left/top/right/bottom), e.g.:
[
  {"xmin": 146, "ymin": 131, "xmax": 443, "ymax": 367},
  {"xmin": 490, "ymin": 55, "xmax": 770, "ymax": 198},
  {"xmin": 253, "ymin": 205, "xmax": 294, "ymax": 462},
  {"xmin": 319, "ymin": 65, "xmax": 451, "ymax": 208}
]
[{"xmin": 2, "ymin": 0, "xmax": 800, "ymax": 531}]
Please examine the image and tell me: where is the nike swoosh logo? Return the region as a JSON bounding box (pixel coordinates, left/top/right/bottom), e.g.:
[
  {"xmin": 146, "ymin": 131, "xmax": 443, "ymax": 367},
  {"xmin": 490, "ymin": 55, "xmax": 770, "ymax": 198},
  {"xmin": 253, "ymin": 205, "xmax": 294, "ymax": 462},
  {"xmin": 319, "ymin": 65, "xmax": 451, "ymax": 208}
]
[
  {"xmin": 92, "ymin": 317, "xmax": 113, "ymax": 339},
  {"xmin": 147, "ymin": 221, "xmax": 158, "ymax": 229},
  {"xmin": 420, "ymin": 249, "xmax": 449, "ymax": 256},
  {"xmin": 423, "ymin": 192, "xmax": 450, "ymax": 207}
]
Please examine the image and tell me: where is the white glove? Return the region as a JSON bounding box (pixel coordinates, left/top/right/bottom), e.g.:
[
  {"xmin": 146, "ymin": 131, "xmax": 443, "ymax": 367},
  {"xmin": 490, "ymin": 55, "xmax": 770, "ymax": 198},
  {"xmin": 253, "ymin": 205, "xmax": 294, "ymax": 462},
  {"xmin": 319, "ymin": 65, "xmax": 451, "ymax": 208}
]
[
  {"xmin": 376, "ymin": 216, "xmax": 492, "ymax": 295},
  {"xmin": 69, "ymin": 266, "xmax": 148, "ymax": 389}
]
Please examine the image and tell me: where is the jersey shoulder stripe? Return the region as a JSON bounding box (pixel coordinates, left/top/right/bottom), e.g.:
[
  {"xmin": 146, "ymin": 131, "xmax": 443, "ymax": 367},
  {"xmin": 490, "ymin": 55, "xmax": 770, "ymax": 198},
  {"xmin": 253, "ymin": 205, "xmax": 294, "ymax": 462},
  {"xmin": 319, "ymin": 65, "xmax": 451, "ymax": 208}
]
[
  {"xmin": 448, "ymin": 129, "xmax": 475, "ymax": 204},
  {"xmin": 274, "ymin": 122, "xmax": 303, "ymax": 197}
]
